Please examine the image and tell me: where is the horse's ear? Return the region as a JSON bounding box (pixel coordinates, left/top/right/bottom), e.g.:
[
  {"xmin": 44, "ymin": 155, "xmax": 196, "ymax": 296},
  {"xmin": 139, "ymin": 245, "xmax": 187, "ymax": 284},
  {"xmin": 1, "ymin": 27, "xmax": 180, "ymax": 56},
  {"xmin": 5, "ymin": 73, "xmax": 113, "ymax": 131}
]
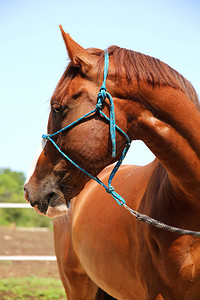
[{"xmin": 59, "ymin": 25, "xmax": 94, "ymax": 73}]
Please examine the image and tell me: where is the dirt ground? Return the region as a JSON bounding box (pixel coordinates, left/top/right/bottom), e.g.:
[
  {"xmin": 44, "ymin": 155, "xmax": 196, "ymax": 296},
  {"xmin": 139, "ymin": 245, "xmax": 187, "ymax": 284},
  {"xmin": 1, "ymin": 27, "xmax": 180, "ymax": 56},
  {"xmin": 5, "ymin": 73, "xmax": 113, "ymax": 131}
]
[{"xmin": 0, "ymin": 226, "xmax": 60, "ymax": 279}]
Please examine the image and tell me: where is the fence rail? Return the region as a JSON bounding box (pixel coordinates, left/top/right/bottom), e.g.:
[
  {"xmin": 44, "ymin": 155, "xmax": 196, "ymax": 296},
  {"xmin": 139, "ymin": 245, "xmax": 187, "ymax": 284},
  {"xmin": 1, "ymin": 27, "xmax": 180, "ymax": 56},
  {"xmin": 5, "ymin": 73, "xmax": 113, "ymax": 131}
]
[
  {"xmin": 0, "ymin": 203, "xmax": 31, "ymax": 208},
  {"xmin": 0, "ymin": 255, "xmax": 56, "ymax": 261},
  {"xmin": 0, "ymin": 203, "xmax": 56, "ymax": 261}
]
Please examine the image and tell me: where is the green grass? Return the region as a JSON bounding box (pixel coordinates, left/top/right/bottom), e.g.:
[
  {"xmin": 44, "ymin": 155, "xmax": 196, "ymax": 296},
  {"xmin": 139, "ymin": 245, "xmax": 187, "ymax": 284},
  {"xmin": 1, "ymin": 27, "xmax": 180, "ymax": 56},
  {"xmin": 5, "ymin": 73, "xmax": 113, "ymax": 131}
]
[{"xmin": 0, "ymin": 276, "xmax": 66, "ymax": 299}]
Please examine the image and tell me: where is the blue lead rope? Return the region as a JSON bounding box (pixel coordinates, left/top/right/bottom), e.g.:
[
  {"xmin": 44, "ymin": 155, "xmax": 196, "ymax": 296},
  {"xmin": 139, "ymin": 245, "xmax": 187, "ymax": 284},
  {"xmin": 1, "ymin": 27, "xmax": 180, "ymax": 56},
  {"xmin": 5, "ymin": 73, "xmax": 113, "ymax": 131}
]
[{"xmin": 42, "ymin": 51, "xmax": 200, "ymax": 237}]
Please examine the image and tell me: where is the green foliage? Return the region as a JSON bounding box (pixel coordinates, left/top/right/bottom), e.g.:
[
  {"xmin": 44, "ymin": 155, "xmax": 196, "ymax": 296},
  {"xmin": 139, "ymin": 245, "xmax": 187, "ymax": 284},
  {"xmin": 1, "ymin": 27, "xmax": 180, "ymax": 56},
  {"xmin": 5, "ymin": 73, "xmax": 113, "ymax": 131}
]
[
  {"xmin": 0, "ymin": 168, "xmax": 52, "ymax": 228},
  {"xmin": 0, "ymin": 276, "xmax": 66, "ymax": 299},
  {"xmin": 0, "ymin": 168, "xmax": 25, "ymax": 203}
]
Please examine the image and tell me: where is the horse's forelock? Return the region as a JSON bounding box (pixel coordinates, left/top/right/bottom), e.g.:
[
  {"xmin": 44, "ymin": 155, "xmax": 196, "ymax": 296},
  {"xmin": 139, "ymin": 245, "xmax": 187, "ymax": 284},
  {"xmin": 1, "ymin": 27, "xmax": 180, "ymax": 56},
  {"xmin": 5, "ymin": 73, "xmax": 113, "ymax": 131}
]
[{"xmin": 52, "ymin": 62, "xmax": 80, "ymax": 104}]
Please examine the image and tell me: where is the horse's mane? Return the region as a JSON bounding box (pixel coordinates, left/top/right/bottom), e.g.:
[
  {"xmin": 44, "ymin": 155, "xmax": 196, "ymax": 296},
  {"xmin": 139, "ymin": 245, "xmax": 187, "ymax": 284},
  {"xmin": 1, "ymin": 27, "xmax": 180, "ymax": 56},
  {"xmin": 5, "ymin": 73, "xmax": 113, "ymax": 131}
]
[
  {"xmin": 55, "ymin": 46, "xmax": 200, "ymax": 111},
  {"xmin": 88, "ymin": 46, "xmax": 200, "ymax": 111}
]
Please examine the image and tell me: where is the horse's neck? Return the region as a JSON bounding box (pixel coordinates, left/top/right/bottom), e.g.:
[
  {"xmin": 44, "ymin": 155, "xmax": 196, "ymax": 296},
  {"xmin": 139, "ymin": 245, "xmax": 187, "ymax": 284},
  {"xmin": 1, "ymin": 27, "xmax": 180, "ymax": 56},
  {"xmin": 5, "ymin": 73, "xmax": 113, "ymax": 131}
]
[{"xmin": 126, "ymin": 84, "xmax": 200, "ymax": 207}]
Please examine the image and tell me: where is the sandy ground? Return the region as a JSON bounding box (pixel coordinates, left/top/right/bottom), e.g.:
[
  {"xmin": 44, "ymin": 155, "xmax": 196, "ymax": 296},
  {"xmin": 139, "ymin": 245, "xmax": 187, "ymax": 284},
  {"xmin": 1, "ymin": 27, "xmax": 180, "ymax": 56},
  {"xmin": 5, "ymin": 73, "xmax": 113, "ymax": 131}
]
[{"xmin": 0, "ymin": 226, "xmax": 60, "ymax": 279}]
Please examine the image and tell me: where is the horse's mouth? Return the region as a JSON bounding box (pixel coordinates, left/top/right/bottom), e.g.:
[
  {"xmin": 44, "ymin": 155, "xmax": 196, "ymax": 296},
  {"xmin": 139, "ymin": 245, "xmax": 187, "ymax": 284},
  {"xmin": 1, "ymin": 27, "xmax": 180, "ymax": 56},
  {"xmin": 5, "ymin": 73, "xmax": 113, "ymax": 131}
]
[
  {"xmin": 33, "ymin": 200, "xmax": 70, "ymax": 218},
  {"xmin": 24, "ymin": 187, "xmax": 70, "ymax": 218}
]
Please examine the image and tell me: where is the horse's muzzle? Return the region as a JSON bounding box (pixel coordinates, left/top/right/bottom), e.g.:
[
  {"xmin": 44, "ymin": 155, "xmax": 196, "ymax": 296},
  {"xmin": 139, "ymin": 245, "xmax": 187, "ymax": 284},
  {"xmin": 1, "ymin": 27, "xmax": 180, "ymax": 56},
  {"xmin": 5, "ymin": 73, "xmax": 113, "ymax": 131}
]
[{"xmin": 23, "ymin": 183, "xmax": 69, "ymax": 218}]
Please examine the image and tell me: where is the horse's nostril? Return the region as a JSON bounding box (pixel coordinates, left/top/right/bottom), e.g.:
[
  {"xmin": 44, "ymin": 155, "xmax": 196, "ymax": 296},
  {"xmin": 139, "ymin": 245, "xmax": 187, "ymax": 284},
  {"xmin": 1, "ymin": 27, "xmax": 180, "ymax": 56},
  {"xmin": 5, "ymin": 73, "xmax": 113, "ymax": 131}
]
[{"xmin": 23, "ymin": 185, "xmax": 29, "ymax": 202}]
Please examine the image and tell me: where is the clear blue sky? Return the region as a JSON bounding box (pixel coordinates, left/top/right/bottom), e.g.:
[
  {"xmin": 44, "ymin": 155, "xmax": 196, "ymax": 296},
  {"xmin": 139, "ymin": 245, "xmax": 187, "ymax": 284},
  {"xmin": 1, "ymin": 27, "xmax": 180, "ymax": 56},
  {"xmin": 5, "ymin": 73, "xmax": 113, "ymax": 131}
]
[{"xmin": 1, "ymin": 0, "xmax": 200, "ymax": 175}]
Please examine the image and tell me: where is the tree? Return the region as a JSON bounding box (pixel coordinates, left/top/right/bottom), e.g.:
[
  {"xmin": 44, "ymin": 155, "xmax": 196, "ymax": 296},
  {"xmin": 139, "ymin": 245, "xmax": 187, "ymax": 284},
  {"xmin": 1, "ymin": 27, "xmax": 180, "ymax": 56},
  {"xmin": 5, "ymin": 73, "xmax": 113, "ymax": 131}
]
[{"xmin": 0, "ymin": 168, "xmax": 25, "ymax": 203}]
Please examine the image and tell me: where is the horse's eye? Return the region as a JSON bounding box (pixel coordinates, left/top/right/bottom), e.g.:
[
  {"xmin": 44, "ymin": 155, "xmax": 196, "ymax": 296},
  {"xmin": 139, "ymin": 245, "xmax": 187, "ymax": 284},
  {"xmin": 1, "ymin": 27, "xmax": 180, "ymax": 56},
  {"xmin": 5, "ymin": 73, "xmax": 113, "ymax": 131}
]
[
  {"xmin": 53, "ymin": 108, "xmax": 62, "ymax": 114},
  {"xmin": 52, "ymin": 105, "xmax": 62, "ymax": 115},
  {"xmin": 72, "ymin": 91, "xmax": 82, "ymax": 100}
]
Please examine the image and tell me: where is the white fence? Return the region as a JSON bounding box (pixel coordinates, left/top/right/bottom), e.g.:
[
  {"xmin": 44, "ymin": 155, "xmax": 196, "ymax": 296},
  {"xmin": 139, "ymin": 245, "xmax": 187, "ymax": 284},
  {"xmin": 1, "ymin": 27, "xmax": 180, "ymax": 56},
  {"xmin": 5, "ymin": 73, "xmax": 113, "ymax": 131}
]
[
  {"xmin": 0, "ymin": 203, "xmax": 31, "ymax": 208},
  {"xmin": 0, "ymin": 203, "xmax": 56, "ymax": 261}
]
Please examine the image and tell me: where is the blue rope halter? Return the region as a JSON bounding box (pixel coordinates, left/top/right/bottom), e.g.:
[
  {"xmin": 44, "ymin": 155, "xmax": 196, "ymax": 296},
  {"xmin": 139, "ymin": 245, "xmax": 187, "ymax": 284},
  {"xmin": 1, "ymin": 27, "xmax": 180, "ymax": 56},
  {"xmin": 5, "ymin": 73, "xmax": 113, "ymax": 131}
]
[
  {"xmin": 42, "ymin": 50, "xmax": 131, "ymax": 206},
  {"xmin": 42, "ymin": 51, "xmax": 200, "ymax": 237}
]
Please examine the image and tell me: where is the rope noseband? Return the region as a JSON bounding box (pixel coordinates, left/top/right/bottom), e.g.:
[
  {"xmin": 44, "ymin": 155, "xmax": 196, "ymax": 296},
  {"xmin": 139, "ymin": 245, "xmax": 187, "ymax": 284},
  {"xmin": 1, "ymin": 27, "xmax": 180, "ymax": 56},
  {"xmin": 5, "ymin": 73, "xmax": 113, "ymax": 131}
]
[{"xmin": 42, "ymin": 51, "xmax": 200, "ymax": 237}]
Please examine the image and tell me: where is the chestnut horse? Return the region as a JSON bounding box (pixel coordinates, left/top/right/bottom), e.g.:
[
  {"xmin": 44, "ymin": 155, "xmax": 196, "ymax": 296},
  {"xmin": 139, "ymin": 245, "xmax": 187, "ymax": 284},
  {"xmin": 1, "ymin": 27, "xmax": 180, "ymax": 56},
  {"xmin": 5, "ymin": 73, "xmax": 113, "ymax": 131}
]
[{"xmin": 24, "ymin": 26, "xmax": 200, "ymax": 299}]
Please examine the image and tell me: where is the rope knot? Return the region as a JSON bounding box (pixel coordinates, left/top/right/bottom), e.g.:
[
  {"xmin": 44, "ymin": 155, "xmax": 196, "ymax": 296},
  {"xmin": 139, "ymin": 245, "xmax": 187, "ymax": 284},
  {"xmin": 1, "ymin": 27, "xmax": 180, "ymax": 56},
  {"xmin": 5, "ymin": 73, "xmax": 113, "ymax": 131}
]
[
  {"xmin": 106, "ymin": 186, "xmax": 115, "ymax": 194},
  {"xmin": 96, "ymin": 86, "xmax": 107, "ymax": 111},
  {"xmin": 99, "ymin": 86, "xmax": 107, "ymax": 92},
  {"xmin": 96, "ymin": 101, "xmax": 103, "ymax": 111},
  {"xmin": 97, "ymin": 86, "xmax": 107, "ymax": 101},
  {"xmin": 42, "ymin": 134, "xmax": 49, "ymax": 140}
]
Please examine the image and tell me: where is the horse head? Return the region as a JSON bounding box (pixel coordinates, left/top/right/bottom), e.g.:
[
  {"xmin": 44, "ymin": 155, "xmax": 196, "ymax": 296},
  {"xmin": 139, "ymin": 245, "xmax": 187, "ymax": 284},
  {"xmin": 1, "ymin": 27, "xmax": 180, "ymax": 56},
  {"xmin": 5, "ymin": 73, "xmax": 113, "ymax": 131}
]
[{"xmin": 24, "ymin": 26, "xmax": 133, "ymax": 217}]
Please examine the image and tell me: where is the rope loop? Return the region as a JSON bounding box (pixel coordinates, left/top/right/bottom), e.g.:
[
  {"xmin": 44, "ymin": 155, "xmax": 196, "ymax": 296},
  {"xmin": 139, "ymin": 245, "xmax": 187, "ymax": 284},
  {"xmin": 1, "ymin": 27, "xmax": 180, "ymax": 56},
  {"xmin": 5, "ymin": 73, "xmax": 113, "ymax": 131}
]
[
  {"xmin": 96, "ymin": 86, "xmax": 107, "ymax": 111},
  {"xmin": 97, "ymin": 87, "xmax": 107, "ymax": 101},
  {"xmin": 105, "ymin": 186, "xmax": 125, "ymax": 206},
  {"xmin": 106, "ymin": 186, "xmax": 115, "ymax": 194}
]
